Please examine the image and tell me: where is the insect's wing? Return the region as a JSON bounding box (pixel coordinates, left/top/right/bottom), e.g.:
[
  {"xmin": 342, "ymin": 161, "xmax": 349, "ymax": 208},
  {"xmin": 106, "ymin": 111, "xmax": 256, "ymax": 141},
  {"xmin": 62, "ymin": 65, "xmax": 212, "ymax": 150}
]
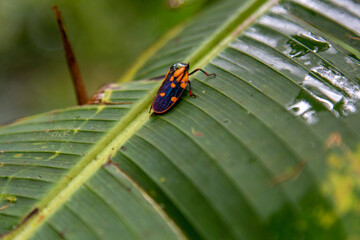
[
  {"xmin": 152, "ymin": 71, "xmax": 188, "ymax": 113},
  {"xmin": 152, "ymin": 83, "xmax": 185, "ymax": 113}
]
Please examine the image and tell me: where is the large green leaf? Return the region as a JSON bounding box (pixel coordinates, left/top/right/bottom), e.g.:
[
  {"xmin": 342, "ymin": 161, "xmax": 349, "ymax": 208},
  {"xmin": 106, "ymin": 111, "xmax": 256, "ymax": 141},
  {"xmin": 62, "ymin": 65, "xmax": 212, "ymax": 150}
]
[{"xmin": 1, "ymin": 0, "xmax": 360, "ymax": 239}]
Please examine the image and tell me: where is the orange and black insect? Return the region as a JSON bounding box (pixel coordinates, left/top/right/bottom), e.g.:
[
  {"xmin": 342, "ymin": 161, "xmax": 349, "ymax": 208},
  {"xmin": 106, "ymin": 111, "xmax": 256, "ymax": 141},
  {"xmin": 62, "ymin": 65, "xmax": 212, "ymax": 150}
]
[{"xmin": 150, "ymin": 63, "xmax": 215, "ymax": 114}]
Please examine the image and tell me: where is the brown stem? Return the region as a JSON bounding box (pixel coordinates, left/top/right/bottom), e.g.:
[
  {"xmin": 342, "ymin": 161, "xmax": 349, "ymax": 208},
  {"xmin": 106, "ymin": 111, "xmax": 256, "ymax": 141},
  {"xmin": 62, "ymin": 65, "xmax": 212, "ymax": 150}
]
[{"xmin": 52, "ymin": 5, "xmax": 88, "ymax": 105}]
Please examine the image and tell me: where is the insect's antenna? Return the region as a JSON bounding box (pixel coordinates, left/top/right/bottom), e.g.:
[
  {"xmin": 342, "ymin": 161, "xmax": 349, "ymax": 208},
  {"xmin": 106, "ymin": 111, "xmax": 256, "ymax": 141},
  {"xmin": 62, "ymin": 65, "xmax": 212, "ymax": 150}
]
[
  {"xmin": 52, "ymin": 5, "xmax": 88, "ymax": 105},
  {"xmin": 189, "ymin": 68, "xmax": 216, "ymax": 77}
]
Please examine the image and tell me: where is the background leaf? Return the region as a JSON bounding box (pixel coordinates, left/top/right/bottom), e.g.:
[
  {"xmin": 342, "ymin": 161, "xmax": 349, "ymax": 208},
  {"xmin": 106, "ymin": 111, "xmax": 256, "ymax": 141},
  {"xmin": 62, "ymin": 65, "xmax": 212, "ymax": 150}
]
[{"xmin": 1, "ymin": 0, "xmax": 360, "ymax": 239}]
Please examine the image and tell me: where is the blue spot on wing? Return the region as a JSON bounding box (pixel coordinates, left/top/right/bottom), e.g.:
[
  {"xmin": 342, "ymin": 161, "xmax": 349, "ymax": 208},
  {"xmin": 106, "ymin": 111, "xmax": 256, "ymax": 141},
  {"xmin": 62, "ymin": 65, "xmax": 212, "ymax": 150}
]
[{"xmin": 152, "ymin": 75, "xmax": 187, "ymax": 113}]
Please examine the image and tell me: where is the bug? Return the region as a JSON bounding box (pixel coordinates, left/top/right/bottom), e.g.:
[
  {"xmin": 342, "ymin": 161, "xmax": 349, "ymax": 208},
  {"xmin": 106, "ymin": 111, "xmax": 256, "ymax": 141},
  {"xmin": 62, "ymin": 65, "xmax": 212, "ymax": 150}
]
[{"xmin": 150, "ymin": 63, "xmax": 216, "ymax": 114}]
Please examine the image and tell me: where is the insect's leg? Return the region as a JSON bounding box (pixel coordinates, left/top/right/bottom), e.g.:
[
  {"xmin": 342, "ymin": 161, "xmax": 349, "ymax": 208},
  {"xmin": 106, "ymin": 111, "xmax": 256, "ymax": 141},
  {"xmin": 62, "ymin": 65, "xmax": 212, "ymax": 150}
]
[
  {"xmin": 189, "ymin": 68, "xmax": 216, "ymax": 77},
  {"xmin": 187, "ymin": 81, "xmax": 197, "ymax": 98},
  {"xmin": 149, "ymin": 74, "xmax": 167, "ymax": 81}
]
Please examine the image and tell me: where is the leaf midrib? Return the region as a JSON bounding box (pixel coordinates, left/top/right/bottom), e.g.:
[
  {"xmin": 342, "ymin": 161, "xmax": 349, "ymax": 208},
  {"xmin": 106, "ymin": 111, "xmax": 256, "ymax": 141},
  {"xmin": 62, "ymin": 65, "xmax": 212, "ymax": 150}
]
[
  {"xmin": 8, "ymin": 1, "xmax": 279, "ymax": 238},
  {"xmin": 10, "ymin": 87, "xmax": 157, "ymax": 239}
]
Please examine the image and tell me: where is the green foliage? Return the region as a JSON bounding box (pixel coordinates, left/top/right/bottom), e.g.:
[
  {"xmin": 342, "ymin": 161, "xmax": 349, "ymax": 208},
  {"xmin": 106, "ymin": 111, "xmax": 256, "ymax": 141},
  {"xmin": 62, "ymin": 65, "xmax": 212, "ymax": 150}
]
[
  {"xmin": 0, "ymin": 0, "xmax": 202, "ymax": 124},
  {"xmin": 0, "ymin": 0, "xmax": 360, "ymax": 239}
]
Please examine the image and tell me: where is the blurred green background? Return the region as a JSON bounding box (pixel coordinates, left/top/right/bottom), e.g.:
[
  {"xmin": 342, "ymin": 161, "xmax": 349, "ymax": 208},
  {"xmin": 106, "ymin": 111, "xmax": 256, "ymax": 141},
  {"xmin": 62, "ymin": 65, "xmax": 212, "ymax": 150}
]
[{"xmin": 0, "ymin": 0, "xmax": 205, "ymax": 124}]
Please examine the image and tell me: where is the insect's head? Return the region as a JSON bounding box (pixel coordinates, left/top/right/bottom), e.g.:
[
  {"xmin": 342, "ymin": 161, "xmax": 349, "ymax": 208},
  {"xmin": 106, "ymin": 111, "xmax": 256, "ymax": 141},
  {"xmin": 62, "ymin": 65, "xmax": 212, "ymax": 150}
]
[{"xmin": 170, "ymin": 62, "xmax": 189, "ymax": 73}]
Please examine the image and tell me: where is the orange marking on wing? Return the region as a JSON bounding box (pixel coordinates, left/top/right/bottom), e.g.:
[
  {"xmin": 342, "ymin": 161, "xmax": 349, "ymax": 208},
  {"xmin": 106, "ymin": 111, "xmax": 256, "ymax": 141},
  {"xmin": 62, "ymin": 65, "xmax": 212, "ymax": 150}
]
[
  {"xmin": 159, "ymin": 69, "xmax": 170, "ymax": 83},
  {"xmin": 176, "ymin": 74, "xmax": 182, "ymax": 82},
  {"xmin": 176, "ymin": 71, "xmax": 188, "ymax": 82},
  {"xmin": 171, "ymin": 97, "xmax": 178, "ymax": 102},
  {"xmin": 160, "ymin": 93, "xmax": 165, "ymax": 97},
  {"xmin": 165, "ymin": 69, "xmax": 170, "ymax": 78},
  {"xmin": 173, "ymin": 67, "xmax": 185, "ymax": 77},
  {"xmin": 178, "ymin": 71, "xmax": 189, "ymax": 83},
  {"xmin": 180, "ymin": 81, "xmax": 187, "ymax": 88},
  {"xmin": 184, "ymin": 71, "xmax": 188, "ymax": 80},
  {"xmin": 170, "ymin": 76, "xmax": 174, "ymax": 81},
  {"xmin": 171, "ymin": 83, "xmax": 176, "ymax": 88}
]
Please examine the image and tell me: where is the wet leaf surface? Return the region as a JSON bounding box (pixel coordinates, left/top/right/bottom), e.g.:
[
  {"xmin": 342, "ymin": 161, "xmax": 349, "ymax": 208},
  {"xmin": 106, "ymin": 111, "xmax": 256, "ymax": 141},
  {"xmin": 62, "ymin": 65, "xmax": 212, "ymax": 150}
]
[{"xmin": 1, "ymin": 0, "xmax": 360, "ymax": 239}]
